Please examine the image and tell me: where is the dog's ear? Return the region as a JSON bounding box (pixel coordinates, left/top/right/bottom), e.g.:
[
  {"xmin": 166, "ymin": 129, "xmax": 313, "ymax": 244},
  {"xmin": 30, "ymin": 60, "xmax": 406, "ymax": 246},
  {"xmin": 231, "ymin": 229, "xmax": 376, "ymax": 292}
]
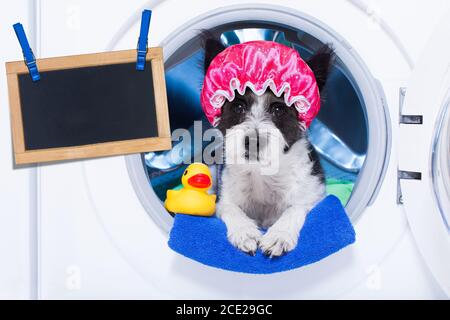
[
  {"xmin": 200, "ymin": 30, "xmax": 226, "ymax": 74},
  {"xmin": 306, "ymin": 44, "xmax": 335, "ymax": 92}
]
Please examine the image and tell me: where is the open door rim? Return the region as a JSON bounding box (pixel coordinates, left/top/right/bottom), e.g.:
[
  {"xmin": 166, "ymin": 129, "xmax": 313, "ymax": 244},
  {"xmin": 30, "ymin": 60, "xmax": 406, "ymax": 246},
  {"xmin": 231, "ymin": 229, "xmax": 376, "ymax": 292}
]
[{"xmin": 400, "ymin": 10, "xmax": 450, "ymax": 296}]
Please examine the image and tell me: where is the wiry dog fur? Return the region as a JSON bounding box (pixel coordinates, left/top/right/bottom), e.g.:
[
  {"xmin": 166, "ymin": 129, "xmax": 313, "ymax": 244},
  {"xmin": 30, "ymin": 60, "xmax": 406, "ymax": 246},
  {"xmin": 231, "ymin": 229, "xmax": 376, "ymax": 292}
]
[{"xmin": 202, "ymin": 33, "xmax": 334, "ymax": 256}]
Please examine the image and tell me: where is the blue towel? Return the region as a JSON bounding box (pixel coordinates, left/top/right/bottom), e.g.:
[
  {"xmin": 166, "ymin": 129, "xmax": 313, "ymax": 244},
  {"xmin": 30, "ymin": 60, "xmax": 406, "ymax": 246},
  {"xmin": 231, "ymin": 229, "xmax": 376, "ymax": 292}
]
[{"xmin": 168, "ymin": 195, "xmax": 355, "ymax": 274}]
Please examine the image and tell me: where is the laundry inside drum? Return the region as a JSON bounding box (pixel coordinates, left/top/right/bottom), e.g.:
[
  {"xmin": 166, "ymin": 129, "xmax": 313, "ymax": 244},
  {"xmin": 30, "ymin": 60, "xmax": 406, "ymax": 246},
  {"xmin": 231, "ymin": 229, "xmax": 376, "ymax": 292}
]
[{"xmin": 143, "ymin": 24, "xmax": 368, "ymax": 212}]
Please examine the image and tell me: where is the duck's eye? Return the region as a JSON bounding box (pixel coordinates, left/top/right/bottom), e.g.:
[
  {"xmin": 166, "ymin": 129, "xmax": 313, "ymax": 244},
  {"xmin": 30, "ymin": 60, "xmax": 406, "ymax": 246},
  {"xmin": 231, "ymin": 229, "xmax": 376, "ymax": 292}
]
[
  {"xmin": 183, "ymin": 170, "xmax": 188, "ymax": 176},
  {"xmin": 231, "ymin": 100, "xmax": 247, "ymax": 114},
  {"xmin": 270, "ymin": 103, "xmax": 287, "ymax": 117}
]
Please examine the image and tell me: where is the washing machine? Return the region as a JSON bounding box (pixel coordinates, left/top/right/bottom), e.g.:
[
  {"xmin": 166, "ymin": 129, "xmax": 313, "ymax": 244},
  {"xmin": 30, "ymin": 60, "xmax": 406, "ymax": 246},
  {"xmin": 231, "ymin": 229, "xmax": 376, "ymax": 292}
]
[{"xmin": 20, "ymin": 0, "xmax": 450, "ymax": 299}]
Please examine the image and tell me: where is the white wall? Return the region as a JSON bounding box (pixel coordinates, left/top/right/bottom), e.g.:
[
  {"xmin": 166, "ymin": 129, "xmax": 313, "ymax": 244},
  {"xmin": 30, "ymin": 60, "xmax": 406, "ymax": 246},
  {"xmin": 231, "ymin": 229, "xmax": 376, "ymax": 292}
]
[{"xmin": 0, "ymin": 0, "xmax": 35, "ymax": 299}]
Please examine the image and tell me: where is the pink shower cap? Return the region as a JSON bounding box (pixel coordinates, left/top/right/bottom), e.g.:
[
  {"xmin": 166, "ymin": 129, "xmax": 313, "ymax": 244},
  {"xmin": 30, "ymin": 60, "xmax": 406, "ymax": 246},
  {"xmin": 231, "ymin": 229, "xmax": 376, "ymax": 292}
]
[{"xmin": 200, "ymin": 40, "xmax": 321, "ymax": 128}]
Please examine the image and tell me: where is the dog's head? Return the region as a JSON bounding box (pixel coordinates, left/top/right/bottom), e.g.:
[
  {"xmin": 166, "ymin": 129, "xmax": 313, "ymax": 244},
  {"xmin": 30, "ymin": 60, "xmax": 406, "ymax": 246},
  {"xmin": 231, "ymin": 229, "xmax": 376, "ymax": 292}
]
[{"xmin": 202, "ymin": 33, "xmax": 334, "ymax": 165}]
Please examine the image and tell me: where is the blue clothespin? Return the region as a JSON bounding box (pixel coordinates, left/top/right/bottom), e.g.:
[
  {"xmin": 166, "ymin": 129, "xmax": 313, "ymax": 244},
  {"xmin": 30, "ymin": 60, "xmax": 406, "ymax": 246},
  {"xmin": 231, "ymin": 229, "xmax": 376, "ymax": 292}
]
[
  {"xmin": 136, "ymin": 10, "xmax": 152, "ymax": 71},
  {"xmin": 13, "ymin": 23, "xmax": 40, "ymax": 82}
]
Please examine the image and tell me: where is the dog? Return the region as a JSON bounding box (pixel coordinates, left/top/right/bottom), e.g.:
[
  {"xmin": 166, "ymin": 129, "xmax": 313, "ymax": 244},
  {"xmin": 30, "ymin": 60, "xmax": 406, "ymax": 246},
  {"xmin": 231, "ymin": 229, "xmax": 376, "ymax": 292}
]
[{"xmin": 202, "ymin": 33, "xmax": 334, "ymax": 257}]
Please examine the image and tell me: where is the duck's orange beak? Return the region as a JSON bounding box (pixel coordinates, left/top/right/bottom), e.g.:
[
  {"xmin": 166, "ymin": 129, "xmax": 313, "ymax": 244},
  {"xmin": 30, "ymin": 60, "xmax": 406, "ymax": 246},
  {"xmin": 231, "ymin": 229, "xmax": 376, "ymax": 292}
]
[{"xmin": 187, "ymin": 173, "xmax": 211, "ymax": 188}]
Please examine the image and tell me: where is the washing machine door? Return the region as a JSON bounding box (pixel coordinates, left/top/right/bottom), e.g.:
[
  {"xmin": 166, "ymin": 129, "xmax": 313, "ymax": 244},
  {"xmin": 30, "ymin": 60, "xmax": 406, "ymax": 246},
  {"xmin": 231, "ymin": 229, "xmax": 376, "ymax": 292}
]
[{"xmin": 399, "ymin": 11, "xmax": 450, "ymax": 296}]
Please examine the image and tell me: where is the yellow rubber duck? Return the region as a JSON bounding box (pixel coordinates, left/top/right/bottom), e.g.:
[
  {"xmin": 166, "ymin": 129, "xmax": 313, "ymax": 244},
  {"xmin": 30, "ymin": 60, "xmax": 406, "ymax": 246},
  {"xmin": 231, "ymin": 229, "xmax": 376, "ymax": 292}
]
[{"xmin": 164, "ymin": 163, "xmax": 216, "ymax": 216}]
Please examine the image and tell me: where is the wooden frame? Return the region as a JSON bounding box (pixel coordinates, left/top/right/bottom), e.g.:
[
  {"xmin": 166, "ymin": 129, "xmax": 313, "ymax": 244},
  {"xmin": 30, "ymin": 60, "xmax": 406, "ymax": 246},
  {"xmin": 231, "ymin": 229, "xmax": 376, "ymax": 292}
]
[{"xmin": 6, "ymin": 48, "xmax": 171, "ymax": 165}]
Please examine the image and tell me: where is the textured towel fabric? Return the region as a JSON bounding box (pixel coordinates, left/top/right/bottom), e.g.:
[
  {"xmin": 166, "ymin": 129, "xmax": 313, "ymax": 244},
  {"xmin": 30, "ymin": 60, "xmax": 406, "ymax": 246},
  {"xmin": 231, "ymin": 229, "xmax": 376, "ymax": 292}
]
[{"xmin": 168, "ymin": 195, "xmax": 356, "ymax": 274}]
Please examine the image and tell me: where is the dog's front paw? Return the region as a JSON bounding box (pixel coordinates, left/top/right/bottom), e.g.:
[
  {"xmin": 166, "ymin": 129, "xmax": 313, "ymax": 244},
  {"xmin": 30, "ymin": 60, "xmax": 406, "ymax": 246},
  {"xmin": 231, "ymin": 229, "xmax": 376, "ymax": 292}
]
[
  {"xmin": 259, "ymin": 228, "xmax": 298, "ymax": 257},
  {"xmin": 227, "ymin": 225, "xmax": 262, "ymax": 255}
]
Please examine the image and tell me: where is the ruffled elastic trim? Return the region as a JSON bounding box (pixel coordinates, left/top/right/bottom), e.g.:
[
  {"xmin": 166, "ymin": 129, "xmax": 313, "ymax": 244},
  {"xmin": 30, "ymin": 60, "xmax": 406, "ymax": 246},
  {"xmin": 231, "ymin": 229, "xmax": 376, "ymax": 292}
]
[{"xmin": 209, "ymin": 78, "xmax": 312, "ymax": 125}]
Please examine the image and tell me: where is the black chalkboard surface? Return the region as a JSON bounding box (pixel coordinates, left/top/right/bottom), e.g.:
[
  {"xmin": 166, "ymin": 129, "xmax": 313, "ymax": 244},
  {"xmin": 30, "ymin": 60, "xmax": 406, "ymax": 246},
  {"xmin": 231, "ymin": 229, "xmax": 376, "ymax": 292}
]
[
  {"xmin": 6, "ymin": 48, "xmax": 171, "ymax": 164},
  {"xmin": 19, "ymin": 62, "xmax": 158, "ymax": 150}
]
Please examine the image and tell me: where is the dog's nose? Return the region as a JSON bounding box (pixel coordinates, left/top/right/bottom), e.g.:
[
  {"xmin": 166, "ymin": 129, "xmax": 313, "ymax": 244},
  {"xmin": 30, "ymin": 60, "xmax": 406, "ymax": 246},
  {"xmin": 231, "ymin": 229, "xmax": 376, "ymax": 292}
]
[
  {"xmin": 244, "ymin": 130, "xmax": 260, "ymax": 160},
  {"xmin": 244, "ymin": 135, "xmax": 256, "ymax": 149}
]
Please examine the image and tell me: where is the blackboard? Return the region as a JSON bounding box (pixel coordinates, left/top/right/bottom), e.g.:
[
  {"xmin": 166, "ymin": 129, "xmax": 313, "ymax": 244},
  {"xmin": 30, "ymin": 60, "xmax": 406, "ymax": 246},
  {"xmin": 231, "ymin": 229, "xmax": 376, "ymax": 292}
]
[{"xmin": 6, "ymin": 48, "xmax": 171, "ymax": 164}]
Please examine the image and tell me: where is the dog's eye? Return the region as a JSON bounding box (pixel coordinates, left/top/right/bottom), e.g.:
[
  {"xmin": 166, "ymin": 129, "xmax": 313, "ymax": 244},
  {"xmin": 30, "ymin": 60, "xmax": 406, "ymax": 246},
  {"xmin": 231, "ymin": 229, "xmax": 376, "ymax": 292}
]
[
  {"xmin": 270, "ymin": 103, "xmax": 286, "ymax": 117},
  {"xmin": 231, "ymin": 100, "xmax": 247, "ymax": 114}
]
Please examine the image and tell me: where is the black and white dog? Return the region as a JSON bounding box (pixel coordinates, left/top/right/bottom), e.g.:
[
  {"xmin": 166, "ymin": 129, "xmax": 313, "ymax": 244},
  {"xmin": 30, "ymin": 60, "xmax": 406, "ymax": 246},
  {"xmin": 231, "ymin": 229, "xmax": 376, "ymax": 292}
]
[{"xmin": 202, "ymin": 35, "xmax": 334, "ymax": 257}]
